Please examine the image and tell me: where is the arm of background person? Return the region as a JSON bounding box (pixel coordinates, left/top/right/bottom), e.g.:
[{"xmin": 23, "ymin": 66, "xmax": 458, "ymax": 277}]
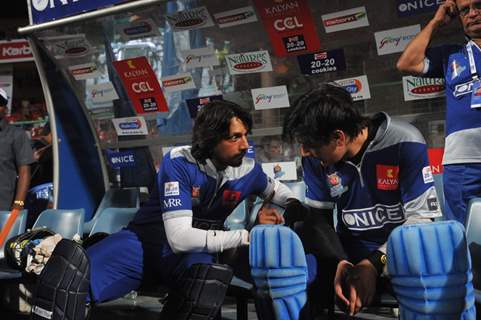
[
  {"xmin": 396, "ymin": 0, "xmax": 457, "ymax": 74},
  {"xmin": 12, "ymin": 165, "xmax": 30, "ymax": 209}
]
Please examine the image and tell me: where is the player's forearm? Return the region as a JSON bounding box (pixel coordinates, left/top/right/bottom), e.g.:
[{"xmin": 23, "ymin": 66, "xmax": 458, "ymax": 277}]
[{"xmin": 396, "ymin": 20, "xmax": 441, "ymax": 74}]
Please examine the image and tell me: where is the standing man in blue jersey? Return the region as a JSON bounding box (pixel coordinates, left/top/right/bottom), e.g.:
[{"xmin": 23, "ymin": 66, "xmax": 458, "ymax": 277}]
[
  {"xmin": 282, "ymin": 83, "xmax": 441, "ymax": 316},
  {"xmin": 30, "ymin": 100, "xmax": 316, "ymax": 320},
  {"xmin": 397, "ymin": 0, "xmax": 481, "ymax": 224}
]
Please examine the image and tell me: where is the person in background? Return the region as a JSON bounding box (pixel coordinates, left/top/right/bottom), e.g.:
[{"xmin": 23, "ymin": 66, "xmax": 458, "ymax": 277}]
[
  {"xmin": 0, "ymin": 88, "xmax": 34, "ymax": 212},
  {"xmin": 282, "ymin": 83, "xmax": 441, "ymax": 316},
  {"xmin": 396, "ymin": 0, "xmax": 481, "ymax": 223}
]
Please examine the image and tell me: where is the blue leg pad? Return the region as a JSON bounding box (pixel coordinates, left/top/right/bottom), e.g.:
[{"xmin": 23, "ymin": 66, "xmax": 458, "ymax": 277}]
[
  {"xmin": 250, "ymin": 225, "xmax": 308, "ymax": 320},
  {"xmin": 387, "ymin": 221, "xmax": 476, "ymax": 319}
]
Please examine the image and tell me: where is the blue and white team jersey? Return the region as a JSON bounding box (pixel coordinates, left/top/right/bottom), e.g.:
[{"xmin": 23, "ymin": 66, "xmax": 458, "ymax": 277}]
[
  {"xmin": 424, "ymin": 43, "xmax": 481, "ymax": 165},
  {"xmin": 303, "ymin": 113, "xmax": 441, "ymax": 258},
  {"xmin": 132, "ymin": 146, "xmax": 281, "ymax": 233}
]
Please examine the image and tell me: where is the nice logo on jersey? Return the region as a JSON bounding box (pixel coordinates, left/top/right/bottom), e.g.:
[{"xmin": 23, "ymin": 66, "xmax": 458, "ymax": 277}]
[{"xmin": 376, "ymin": 165, "xmax": 399, "ymax": 190}]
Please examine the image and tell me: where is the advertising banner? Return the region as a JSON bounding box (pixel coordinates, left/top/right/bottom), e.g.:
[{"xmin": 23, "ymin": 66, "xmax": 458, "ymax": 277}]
[
  {"xmin": 87, "ymin": 82, "xmax": 119, "ymax": 104},
  {"xmin": 334, "ymin": 75, "xmax": 371, "ymax": 101},
  {"xmin": 186, "ymin": 95, "xmax": 223, "ymax": 118},
  {"xmin": 402, "ymin": 76, "xmax": 445, "ymax": 101},
  {"xmin": 29, "ymin": 0, "xmax": 126, "ymax": 25},
  {"xmin": 262, "ymin": 161, "xmax": 298, "ymax": 181},
  {"xmin": 112, "ymin": 116, "xmax": 148, "ymax": 136},
  {"xmin": 161, "ymin": 72, "xmax": 196, "ymax": 93},
  {"xmin": 42, "ymin": 34, "xmax": 91, "ymax": 59},
  {"xmin": 297, "ymin": 49, "xmax": 346, "ymax": 75},
  {"xmin": 226, "ymin": 50, "xmax": 273, "ymax": 75},
  {"xmin": 397, "ymin": 0, "xmax": 443, "ymax": 17},
  {"xmin": 254, "ymin": 0, "xmax": 320, "ymax": 56},
  {"xmin": 0, "ymin": 40, "xmax": 33, "ymax": 63},
  {"xmin": 321, "ymin": 6, "xmax": 369, "ymax": 33},
  {"xmin": 166, "ymin": 6, "xmax": 215, "ymax": 32},
  {"xmin": 251, "ymin": 85, "xmax": 290, "ymax": 110},
  {"xmin": 116, "ymin": 18, "xmax": 160, "ymax": 41},
  {"xmin": 428, "ymin": 147, "xmax": 444, "ymax": 174},
  {"xmin": 68, "ymin": 62, "xmax": 101, "ymax": 80},
  {"xmin": 113, "ymin": 56, "xmax": 168, "ymax": 114},
  {"xmin": 375, "ymin": 25, "xmax": 420, "ymax": 55},
  {"xmin": 180, "ymin": 47, "xmax": 220, "ymax": 69},
  {"xmin": 214, "ymin": 6, "xmax": 258, "ymax": 28}
]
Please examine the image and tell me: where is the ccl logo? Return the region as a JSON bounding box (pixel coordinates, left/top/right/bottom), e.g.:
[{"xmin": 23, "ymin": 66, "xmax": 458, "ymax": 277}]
[
  {"xmin": 273, "ymin": 16, "xmax": 303, "ymax": 31},
  {"xmin": 132, "ymin": 82, "xmax": 154, "ymax": 93}
]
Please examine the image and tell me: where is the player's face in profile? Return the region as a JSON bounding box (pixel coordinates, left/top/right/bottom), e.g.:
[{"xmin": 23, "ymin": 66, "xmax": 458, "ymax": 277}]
[
  {"xmin": 213, "ymin": 117, "xmax": 249, "ymax": 167},
  {"xmin": 300, "ymin": 136, "xmax": 347, "ymax": 167}
]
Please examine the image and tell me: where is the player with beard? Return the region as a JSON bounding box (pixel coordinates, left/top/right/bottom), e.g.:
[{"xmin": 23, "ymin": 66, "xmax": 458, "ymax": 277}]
[
  {"xmin": 397, "ymin": 0, "xmax": 481, "ymax": 224},
  {"xmin": 30, "ymin": 100, "xmax": 316, "ymax": 320}
]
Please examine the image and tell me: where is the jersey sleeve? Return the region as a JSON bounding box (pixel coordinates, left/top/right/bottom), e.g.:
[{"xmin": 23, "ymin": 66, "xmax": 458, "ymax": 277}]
[
  {"xmin": 423, "ymin": 45, "xmax": 459, "ymax": 78},
  {"xmin": 399, "ymin": 141, "xmax": 441, "ymax": 219},
  {"xmin": 302, "ymin": 157, "xmax": 335, "ymax": 209},
  {"xmin": 158, "ymin": 153, "xmax": 193, "ymax": 219}
]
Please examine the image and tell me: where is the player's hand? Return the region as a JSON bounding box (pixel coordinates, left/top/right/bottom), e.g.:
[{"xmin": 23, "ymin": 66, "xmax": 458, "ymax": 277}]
[
  {"xmin": 257, "ymin": 207, "xmax": 284, "ymax": 225},
  {"xmin": 432, "ymin": 0, "xmax": 457, "ymax": 27},
  {"xmin": 334, "ymin": 260, "xmax": 354, "ymax": 311},
  {"xmin": 344, "ymin": 259, "xmax": 378, "ymax": 316}
]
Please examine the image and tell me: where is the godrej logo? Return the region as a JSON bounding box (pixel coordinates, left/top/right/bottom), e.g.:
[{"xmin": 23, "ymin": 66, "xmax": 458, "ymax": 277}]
[{"xmin": 119, "ymin": 119, "xmax": 142, "ymax": 130}]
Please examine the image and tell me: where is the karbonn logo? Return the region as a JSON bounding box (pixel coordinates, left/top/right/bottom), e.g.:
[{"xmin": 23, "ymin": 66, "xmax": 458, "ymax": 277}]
[
  {"xmin": 32, "ymin": 0, "xmax": 81, "ymax": 12},
  {"xmin": 2, "ymin": 45, "xmax": 31, "ymax": 57},
  {"xmin": 274, "ymin": 16, "xmax": 303, "ymax": 31},
  {"xmin": 341, "ymin": 203, "xmax": 405, "ymax": 231}
]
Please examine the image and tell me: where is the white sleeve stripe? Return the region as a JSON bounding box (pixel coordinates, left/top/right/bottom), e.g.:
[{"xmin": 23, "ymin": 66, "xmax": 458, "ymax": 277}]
[
  {"xmin": 305, "ymin": 198, "xmax": 335, "ymax": 209},
  {"xmin": 162, "ymin": 210, "xmax": 192, "ymax": 221},
  {"xmin": 422, "ymin": 57, "xmax": 430, "ymax": 75}
]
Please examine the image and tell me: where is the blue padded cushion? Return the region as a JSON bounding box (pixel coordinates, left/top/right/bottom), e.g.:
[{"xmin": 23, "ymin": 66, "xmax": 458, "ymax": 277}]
[
  {"xmin": 250, "ymin": 225, "xmax": 307, "ymax": 320},
  {"xmin": 387, "ymin": 221, "xmax": 476, "ymax": 319}
]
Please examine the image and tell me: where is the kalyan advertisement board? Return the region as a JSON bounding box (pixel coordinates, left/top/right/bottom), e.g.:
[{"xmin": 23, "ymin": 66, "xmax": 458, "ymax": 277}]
[
  {"xmin": 113, "ymin": 56, "xmax": 168, "ymax": 114},
  {"xmin": 254, "ymin": 0, "xmax": 321, "ymax": 56}
]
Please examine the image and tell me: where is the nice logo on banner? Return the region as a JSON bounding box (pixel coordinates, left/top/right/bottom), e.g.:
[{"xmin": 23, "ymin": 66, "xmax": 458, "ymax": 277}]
[
  {"xmin": 113, "ymin": 56, "xmax": 168, "ymax": 114},
  {"xmin": 254, "ymin": 0, "xmax": 320, "ymax": 56}
]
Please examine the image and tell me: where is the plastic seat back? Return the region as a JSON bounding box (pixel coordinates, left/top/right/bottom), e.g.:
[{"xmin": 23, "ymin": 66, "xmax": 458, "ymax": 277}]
[
  {"xmin": 89, "ymin": 207, "xmax": 137, "ymax": 236},
  {"xmin": 466, "ymin": 197, "xmax": 481, "ymax": 303},
  {"xmin": 224, "ymin": 201, "xmax": 247, "ymax": 230},
  {"xmin": 84, "ymin": 188, "xmax": 140, "ymax": 234},
  {"xmin": 0, "ymin": 210, "xmax": 27, "ymax": 258},
  {"xmin": 33, "ymin": 209, "xmax": 85, "ymax": 239}
]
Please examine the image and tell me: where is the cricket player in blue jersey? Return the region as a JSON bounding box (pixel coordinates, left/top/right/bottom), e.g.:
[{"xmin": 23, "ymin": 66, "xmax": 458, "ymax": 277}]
[
  {"xmin": 282, "ymin": 83, "xmax": 442, "ymax": 316},
  {"xmin": 397, "ymin": 0, "xmax": 481, "ymax": 224}
]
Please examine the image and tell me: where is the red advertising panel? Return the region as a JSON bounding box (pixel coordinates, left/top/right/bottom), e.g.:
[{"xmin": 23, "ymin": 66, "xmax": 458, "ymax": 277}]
[
  {"xmin": 253, "ymin": 0, "xmax": 320, "ymax": 56},
  {"xmin": 113, "ymin": 56, "xmax": 168, "ymax": 114},
  {"xmin": 428, "ymin": 148, "xmax": 444, "ymax": 174},
  {"xmin": 0, "ymin": 40, "xmax": 33, "ymax": 63}
]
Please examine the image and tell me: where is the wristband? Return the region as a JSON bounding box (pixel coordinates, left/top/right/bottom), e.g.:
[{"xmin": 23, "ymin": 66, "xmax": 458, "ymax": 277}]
[
  {"xmin": 367, "ymin": 250, "xmax": 387, "ymax": 275},
  {"xmin": 13, "ymin": 200, "xmax": 24, "ymax": 207}
]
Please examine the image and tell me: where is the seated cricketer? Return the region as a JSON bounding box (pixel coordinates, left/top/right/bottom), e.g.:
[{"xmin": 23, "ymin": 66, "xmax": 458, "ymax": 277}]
[
  {"xmin": 30, "ymin": 100, "xmax": 318, "ymax": 320},
  {"xmin": 282, "ymin": 83, "xmax": 442, "ymax": 316}
]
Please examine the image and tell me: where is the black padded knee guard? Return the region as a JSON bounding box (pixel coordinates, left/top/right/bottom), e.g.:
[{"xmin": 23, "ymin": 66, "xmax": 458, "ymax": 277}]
[
  {"xmin": 160, "ymin": 263, "xmax": 234, "ymax": 320},
  {"xmin": 31, "ymin": 239, "xmax": 90, "ymax": 320}
]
